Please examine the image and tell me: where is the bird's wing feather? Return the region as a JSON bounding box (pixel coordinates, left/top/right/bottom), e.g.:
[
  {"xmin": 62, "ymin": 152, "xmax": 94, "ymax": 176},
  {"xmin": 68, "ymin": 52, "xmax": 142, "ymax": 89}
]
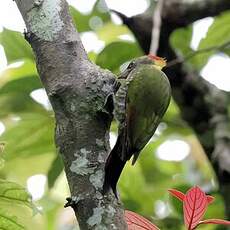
[{"xmin": 131, "ymin": 114, "xmax": 161, "ymax": 165}]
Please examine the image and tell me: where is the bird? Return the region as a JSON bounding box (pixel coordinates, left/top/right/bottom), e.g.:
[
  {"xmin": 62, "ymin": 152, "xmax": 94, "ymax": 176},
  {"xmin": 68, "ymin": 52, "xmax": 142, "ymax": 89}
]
[{"xmin": 103, "ymin": 54, "xmax": 171, "ymax": 197}]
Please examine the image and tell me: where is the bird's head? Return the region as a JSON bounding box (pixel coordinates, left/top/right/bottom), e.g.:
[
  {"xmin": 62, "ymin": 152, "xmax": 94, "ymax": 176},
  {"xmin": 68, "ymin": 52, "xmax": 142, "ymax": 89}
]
[
  {"xmin": 127, "ymin": 54, "xmax": 166, "ymax": 70},
  {"xmin": 118, "ymin": 55, "xmax": 166, "ymax": 79}
]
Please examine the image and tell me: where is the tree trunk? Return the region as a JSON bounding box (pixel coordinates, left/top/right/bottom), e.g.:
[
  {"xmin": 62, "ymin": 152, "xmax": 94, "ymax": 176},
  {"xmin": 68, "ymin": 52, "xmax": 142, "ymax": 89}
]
[{"xmin": 15, "ymin": 0, "xmax": 127, "ymax": 229}]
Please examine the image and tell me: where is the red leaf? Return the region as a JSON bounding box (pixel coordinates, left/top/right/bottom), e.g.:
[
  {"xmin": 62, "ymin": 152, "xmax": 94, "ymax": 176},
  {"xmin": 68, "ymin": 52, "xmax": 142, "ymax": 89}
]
[
  {"xmin": 168, "ymin": 189, "xmax": 185, "ymax": 202},
  {"xmin": 183, "ymin": 186, "xmax": 208, "ymax": 230},
  {"xmin": 125, "ymin": 210, "xmax": 160, "ymax": 230},
  {"xmin": 206, "ymin": 195, "xmax": 215, "ymax": 205},
  {"xmin": 198, "ymin": 219, "xmax": 230, "ymax": 226}
]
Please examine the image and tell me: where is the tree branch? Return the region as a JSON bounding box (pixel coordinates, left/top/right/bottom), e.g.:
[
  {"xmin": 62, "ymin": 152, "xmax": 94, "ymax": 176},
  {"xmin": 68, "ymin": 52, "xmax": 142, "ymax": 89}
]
[
  {"xmin": 111, "ymin": 0, "xmax": 230, "ymax": 53},
  {"xmin": 150, "ymin": 0, "xmax": 164, "ymax": 54},
  {"xmin": 14, "ymin": 0, "xmax": 127, "ymax": 229},
  {"xmin": 163, "ymin": 0, "xmax": 230, "ymax": 27}
]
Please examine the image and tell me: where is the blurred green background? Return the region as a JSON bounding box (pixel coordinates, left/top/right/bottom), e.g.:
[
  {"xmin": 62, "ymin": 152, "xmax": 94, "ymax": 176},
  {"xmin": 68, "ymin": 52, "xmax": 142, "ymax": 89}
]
[{"xmin": 0, "ymin": 0, "xmax": 230, "ymax": 229}]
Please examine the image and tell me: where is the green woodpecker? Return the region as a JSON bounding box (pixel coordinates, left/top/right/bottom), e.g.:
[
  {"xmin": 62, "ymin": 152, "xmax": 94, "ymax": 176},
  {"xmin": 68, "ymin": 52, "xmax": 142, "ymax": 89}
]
[{"xmin": 103, "ymin": 55, "xmax": 171, "ymax": 196}]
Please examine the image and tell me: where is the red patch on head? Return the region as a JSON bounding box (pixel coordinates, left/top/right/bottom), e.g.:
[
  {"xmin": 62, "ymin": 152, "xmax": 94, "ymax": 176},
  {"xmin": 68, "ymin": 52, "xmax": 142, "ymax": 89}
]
[{"xmin": 148, "ymin": 54, "xmax": 162, "ymax": 61}]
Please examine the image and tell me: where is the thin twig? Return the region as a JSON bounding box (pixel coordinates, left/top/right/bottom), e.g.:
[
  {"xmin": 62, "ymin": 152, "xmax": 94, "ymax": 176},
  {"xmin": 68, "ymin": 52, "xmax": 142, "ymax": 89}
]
[
  {"xmin": 166, "ymin": 40, "xmax": 230, "ymax": 68},
  {"xmin": 149, "ymin": 0, "xmax": 164, "ymax": 54}
]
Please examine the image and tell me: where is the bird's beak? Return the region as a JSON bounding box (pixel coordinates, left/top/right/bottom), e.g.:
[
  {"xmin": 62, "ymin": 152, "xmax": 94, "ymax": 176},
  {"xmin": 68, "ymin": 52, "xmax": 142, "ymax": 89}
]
[{"xmin": 148, "ymin": 54, "xmax": 167, "ymax": 70}]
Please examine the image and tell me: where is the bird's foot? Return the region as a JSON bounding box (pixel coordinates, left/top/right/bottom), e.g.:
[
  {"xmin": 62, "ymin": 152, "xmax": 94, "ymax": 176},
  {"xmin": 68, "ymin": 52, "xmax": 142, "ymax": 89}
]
[{"xmin": 64, "ymin": 196, "xmax": 78, "ymax": 208}]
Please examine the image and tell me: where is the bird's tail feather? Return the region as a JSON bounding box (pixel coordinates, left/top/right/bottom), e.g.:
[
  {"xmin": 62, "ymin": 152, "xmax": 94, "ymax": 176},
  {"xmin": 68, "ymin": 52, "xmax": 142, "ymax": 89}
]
[{"xmin": 103, "ymin": 136, "xmax": 126, "ymax": 198}]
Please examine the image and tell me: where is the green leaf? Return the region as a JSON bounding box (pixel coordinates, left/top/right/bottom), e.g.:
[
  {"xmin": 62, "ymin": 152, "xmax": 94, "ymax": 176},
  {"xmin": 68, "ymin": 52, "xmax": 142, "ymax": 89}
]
[
  {"xmin": 0, "ymin": 179, "xmax": 32, "ymax": 207},
  {"xmin": 47, "ymin": 154, "xmax": 63, "ymax": 189},
  {"xmin": 169, "ymin": 26, "xmax": 206, "ymax": 70},
  {"xmin": 1, "ymin": 113, "xmax": 55, "ymax": 182},
  {"xmin": 170, "ymin": 26, "xmax": 193, "ymax": 58},
  {"xmin": 0, "ymin": 94, "xmax": 44, "ymax": 118},
  {"xmin": 0, "ymin": 60, "xmax": 41, "ymax": 116},
  {"xmin": 1, "ymin": 113, "xmax": 54, "ymax": 161},
  {"xmin": 69, "ymin": 7, "xmax": 90, "ymax": 32},
  {"xmin": 192, "ymin": 11, "xmax": 230, "ymax": 70},
  {"xmin": 0, "ymin": 179, "xmax": 34, "ymax": 230},
  {"xmin": 0, "ymin": 211, "xmax": 25, "ymax": 230},
  {"xmin": 199, "ymin": 11, "xmax": 230, "ymax": 53},
  {"xmin": 0, "ymin": 76, "xmax": 44, "ymax": 117},
  {"xmin": 0, "ymin": 29, "xmax": 34, "ymax": 63},
  {"xmin": 0, "ymin": 76, "xmax": 41, "ymax": 95},
  {"xmin": 0, "ymin": 59, "xmax": 37, "ymax": 86},
  {"xmin": 97, "ymin": 22, "xmax": 132, "ymax": 44},
  {"xmin": 96, "ymin": 41, "xmax": 143, "ymax": 73},
  {"xmin": 2, "ymin": 154, "xmax": 55, "ymax": 185},
  {"xmin": 70, "ymin": 0, "xmax": 110, "ymax": 32}
]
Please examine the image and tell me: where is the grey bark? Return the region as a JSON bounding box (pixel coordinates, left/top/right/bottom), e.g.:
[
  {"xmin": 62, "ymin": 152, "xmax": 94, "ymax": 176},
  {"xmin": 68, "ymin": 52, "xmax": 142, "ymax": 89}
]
[
  {"xmin": 15, "ymin": 0, "xmax": 127, "ymax": 229},
  {"xmin": 112, "ymin": 0, "xmax": 230, "ymax": 218},
  {"xmin": 163, "ymin": 0, "xmax": 230, "ymax": 27}
]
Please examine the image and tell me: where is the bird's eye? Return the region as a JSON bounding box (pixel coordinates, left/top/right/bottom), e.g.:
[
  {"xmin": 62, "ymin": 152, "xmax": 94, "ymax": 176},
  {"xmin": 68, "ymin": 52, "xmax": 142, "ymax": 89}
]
[{"xmin": 127, "ymin": 61, "xmax": 135, "ymax": 69}]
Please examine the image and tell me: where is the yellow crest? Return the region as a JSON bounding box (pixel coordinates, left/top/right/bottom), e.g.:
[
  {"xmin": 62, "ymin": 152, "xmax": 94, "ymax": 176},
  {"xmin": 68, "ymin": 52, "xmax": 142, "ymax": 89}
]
[{"xmin": 148, "ymin": 54, "xmax": 167, "ymax": 70}]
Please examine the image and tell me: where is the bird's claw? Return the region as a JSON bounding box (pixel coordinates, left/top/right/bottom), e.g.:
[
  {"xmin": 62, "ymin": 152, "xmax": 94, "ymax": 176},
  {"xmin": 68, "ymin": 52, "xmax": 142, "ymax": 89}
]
[{"xmin": 64, "ymin": 197, "xmax": 77, "ymax": 208}]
